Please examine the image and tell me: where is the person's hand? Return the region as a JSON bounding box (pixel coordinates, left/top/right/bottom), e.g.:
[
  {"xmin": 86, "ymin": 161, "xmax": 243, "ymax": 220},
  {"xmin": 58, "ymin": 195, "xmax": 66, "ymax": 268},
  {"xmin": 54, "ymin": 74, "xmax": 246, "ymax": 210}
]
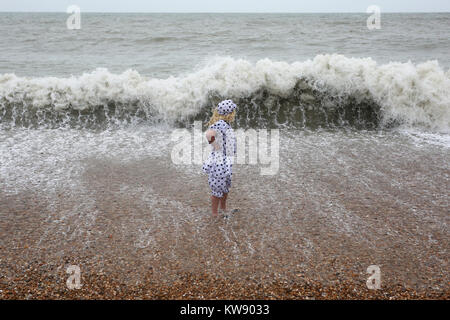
[
  {"xmin": 206, "ymin": 129, "xmax": 216, "ymax": 143},
  {"xmin": 206, "ymin": 129, "xmax": 220, "ymax": 150}
]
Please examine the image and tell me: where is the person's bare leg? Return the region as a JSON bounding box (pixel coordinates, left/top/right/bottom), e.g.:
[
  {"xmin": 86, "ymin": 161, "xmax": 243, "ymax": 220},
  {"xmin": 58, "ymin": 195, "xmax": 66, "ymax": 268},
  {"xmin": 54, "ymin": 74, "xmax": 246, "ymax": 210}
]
[
  {"xmin": 211, "ymin": 195, "xmax": 220, "ymax": 216},
  {"xmin": 220, "ymin": 192, "xmax": 228, "ymax": 211}
]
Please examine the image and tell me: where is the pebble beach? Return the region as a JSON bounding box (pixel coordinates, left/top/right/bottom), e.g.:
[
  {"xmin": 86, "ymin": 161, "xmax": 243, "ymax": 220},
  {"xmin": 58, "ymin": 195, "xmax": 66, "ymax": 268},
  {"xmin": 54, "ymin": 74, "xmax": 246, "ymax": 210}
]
[{"xmin": 1, "ymin": 130, "xmax": 449, "ymax": 300}]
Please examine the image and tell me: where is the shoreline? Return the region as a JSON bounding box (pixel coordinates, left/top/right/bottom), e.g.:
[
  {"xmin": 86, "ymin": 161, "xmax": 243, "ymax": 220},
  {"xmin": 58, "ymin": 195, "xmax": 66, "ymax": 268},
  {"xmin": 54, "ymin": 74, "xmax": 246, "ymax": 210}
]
[{"xmin": 1, "ymin": 131, "xmax": 448, "ymax": 300}]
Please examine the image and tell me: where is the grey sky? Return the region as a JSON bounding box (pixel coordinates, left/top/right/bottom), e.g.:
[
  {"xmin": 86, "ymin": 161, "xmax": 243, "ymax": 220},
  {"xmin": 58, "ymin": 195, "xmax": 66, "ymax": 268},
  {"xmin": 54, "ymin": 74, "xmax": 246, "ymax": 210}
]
[{"xmin": 1, "ymin": 0, "xmax": 450, "ymax": 13}]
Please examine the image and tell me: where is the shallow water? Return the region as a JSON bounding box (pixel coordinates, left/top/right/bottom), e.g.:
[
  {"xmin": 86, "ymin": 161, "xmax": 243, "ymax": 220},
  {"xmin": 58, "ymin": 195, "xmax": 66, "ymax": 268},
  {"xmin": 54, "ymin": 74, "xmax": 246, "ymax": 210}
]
[{"xmin": 1, "ymin": 128, "xmax": 448, "ymax": 290}]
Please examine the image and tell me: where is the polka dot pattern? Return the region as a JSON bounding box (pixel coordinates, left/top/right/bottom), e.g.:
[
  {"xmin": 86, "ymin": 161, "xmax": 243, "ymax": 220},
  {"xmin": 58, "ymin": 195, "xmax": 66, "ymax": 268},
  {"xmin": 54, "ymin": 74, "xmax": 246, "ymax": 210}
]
[
  {"xmin": 208, "ymin": 175, "xmax": 232, "ymax": 198},
  {"xmin": 202, "ymin": 119, "xmax": 236, "ymax": 198},
  {"xmin": 217, "ymin": 99, "xmax": 237, "ymax": 115}
]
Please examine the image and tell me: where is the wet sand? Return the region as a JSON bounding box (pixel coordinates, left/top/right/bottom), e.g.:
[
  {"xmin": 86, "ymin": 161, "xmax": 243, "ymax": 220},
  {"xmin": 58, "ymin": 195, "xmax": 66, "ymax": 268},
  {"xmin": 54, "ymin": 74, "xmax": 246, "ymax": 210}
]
[{"xmin": 0, "ymin": 130, "xmax": 449, "ymax": 299}]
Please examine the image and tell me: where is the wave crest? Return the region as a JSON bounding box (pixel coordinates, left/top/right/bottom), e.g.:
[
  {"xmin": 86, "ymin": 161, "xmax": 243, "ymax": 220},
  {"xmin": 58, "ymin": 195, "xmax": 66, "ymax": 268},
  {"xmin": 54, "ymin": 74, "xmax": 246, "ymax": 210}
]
[{"xmin": 0, "ymin": 54, "xmax": 449, "ymax": 131}]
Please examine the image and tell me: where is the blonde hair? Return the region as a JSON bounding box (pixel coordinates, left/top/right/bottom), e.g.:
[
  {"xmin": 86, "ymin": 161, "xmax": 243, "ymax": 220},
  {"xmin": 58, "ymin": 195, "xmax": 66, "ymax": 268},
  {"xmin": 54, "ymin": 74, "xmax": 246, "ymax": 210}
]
[{"xmin": 207, "ymin": 109, "xmax": 236, "ymax": 127}]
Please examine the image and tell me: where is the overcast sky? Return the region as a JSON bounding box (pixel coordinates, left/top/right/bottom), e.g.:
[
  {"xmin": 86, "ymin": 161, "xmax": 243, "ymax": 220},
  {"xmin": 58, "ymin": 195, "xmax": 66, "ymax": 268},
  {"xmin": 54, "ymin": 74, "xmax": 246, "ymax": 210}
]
[{"xmin": 1, "ymin": 0, "xmax": 450, "ymax": 13}]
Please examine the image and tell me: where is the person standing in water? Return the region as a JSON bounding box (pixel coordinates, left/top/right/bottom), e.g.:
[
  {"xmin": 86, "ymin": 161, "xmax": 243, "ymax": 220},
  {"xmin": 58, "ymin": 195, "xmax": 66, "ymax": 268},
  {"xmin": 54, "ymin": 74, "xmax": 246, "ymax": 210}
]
[{"xmin": 202, "ymin": 100, "xmax": 237, "ymax": 217}]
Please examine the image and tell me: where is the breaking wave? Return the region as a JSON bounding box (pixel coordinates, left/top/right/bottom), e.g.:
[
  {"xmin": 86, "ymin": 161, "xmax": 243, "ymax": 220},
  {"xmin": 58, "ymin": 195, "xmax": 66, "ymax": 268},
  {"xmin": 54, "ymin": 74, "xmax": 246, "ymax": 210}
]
[{"xmin": 0, "ymin": 54, "xmax": 449, "ymax": 131}]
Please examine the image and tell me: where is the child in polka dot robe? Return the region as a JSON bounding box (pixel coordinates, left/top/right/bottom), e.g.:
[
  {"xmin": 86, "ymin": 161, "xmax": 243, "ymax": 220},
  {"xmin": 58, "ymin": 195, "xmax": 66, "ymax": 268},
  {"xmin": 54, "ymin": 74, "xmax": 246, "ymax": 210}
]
[{"xmin": 202, "ymin": 100, "xmax": 237, "ymax": 217}]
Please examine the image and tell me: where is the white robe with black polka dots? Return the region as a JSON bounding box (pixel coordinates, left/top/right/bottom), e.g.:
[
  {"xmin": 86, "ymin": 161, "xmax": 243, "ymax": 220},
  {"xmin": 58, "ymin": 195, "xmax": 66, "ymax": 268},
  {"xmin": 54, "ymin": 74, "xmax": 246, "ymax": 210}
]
[{"xmin": 202, "ymin": 120, "xmax": 236, "ymax": 198}]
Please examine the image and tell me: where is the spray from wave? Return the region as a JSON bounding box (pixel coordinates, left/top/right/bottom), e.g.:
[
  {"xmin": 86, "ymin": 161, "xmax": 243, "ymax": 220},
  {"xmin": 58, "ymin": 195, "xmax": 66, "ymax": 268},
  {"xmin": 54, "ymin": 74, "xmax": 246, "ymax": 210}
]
[{"xmin": 0, "ymin": 54, "xmax": 449, "ymax": 131}]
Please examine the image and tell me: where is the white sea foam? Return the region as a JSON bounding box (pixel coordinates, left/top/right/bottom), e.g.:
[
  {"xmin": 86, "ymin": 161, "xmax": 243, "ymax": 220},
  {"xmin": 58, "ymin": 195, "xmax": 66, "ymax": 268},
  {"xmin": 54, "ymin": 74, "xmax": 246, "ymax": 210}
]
[
  {"xmin": 399, "ymin": 129, "xmax": 450, "ymax": 148},
  {"xmin": 0, "ymin": 54, "xmax": 449, "ymax": 131}
]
